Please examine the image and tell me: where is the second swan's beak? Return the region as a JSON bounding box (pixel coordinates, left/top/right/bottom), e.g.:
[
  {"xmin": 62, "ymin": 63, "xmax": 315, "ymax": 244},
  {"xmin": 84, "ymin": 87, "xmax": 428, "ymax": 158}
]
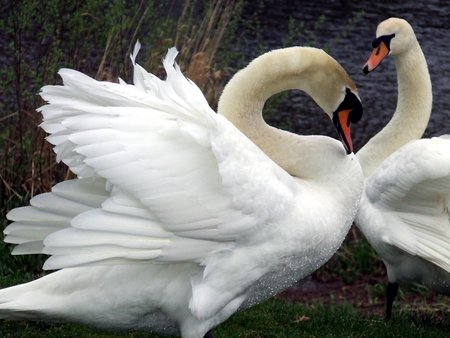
[
  {"xmin": 332, "ymin": 88, "xmax": 363, "ymax": 154},
  {"xmin": 363, "ymin": 41, "xmax": 389, "ymax": 74},
  {"xmin": 363, "ymin": 34, "xmax": 395, "ymax": 74}
]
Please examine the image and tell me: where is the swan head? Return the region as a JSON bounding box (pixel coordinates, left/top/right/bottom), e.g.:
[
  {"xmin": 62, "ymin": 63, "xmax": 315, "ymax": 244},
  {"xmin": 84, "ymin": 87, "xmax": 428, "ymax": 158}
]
[{"xmin": 363, "ymin": 18, "xmax": 416, "ymax": 73}]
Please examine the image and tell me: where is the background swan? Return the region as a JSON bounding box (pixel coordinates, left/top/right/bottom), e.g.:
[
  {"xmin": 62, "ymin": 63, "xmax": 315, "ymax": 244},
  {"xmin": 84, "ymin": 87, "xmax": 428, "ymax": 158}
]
[
  {"xmin": 0, "ymin": 43, "xmax": 364, "ymax": 338},
  {"xmin": 355, "ymin": 17, "xmax": 450, "ymax": 318}
]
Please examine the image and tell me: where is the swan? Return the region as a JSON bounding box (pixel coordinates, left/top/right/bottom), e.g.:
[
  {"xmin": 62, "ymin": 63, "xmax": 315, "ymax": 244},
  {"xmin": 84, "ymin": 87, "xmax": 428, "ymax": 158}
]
[
  {"xmin": 355, "ymin": 17, "xmax": 450, "ymax": 318},
  {"xmin": 0, "ymin": 42, "xmax": 364, "ymax": 338}
]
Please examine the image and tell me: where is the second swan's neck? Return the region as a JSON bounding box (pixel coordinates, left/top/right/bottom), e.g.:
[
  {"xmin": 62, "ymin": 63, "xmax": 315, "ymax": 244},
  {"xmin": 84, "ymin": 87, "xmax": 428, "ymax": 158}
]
[{"xmin": 357, "ymin": 42, "xmax": 432, "ymax": 177}]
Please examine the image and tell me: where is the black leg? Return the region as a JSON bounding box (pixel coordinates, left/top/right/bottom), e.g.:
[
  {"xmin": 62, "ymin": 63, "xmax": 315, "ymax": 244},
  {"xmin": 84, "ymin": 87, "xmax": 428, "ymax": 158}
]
[
  {"xmin": 203, "ymin": 330, "xmax": 215, "ymax": 338},
  {"xmin": 385, "ymin": 282, "xmax": 398, "ymax": 320}
]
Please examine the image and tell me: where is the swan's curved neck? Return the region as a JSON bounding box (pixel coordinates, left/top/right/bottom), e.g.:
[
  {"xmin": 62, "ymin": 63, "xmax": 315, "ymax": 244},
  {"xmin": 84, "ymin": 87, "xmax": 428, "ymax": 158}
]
[
  {"xmin": 219, "ymin": 48, "xmax": 317, "ymax": 130},
  {"xmin": 357, "ymin": 42, "xmax": 432, "ymax": 177},
  {"xmin": 218, "ymin": 48, "xmax": 347, "ymax": 180}
]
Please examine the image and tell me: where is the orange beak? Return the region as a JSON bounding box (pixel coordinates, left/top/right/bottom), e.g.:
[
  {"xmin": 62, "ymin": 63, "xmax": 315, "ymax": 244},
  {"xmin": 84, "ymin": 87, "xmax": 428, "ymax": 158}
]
[
  {"xmin": 335, "ymin": 109, "xmax": 353, "ymax": 154},
  {"xmin": 362, "ymin": 41, "xmax": 390, "ymax": 74}
]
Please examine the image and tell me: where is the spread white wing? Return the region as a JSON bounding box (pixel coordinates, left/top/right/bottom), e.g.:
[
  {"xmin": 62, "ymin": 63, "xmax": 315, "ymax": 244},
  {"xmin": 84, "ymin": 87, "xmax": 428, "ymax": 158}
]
[{"xmin": 5, "ymin": 43, "xmax": 297, "ymax": 271}]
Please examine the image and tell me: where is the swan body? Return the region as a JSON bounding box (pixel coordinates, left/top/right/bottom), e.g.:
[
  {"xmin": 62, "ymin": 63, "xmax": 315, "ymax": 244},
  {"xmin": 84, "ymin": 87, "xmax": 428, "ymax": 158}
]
[
  {"xmin": 1, "ymin": 43, "xmax": 364, "ymax": 337},
  {"xmin": 355, "ymin": 18, "xmax": 450, "ymax": 317}
]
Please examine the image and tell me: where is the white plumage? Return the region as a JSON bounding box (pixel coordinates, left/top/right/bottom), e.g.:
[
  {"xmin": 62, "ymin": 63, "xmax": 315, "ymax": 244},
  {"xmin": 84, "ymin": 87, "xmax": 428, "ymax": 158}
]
[
  {"xmin": 356, "ymin": 18, "xmax": 450, "ymax": 318},
  {"xmin": 1, "ymin": 42, "xmax": 363, "ymax": 337}
]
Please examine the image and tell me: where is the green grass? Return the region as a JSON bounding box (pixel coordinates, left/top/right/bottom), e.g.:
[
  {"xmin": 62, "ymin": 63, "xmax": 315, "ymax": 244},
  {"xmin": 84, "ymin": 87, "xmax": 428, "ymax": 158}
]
[
  {"xmin": 2, "ymin": 269, "xmax": 449, "ymax": 337},
  {"xmin": 0, "ymin": 298, "xmax": 448, "ymax": 338}
]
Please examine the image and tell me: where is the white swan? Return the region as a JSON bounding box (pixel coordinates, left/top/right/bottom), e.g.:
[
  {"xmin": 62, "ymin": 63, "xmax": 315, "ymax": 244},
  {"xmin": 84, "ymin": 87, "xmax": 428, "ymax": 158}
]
[
  {"xmin": 355, "ymin": 17, "xmax": 450, "ymax": 318},
  {"xmin": 0, "ymin": 43, "xmax": 364, "ymax": 338}
]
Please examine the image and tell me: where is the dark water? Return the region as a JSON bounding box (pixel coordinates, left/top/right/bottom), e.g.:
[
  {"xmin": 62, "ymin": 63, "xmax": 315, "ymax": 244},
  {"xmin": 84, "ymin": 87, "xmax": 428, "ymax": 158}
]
[{"xmin": 247, "ymin": 0, "xmax": 450, "ymax": 151}]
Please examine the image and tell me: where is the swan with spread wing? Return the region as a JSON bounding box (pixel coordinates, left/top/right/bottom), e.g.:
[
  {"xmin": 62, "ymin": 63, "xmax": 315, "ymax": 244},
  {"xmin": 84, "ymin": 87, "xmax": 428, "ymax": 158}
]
[{"xmin": 1, "ymin": 43, "xmax": 364, "ymax": 337}]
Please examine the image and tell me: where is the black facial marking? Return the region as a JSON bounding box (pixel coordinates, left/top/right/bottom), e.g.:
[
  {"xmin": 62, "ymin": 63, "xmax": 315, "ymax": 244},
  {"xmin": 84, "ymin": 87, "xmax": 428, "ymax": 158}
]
[
  {"xmin": 333, "ymin": 88, "xmax": 363, "ymax": 125},
  {"xmin": 371, "ymin": 33, "xmax": 396, "ymax": 50}
]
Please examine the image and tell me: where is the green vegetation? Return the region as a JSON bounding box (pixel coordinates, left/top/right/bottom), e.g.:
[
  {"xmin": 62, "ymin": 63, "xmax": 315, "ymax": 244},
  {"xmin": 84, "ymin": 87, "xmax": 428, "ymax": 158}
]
[{"xmin": 1, "ymin": 1, "xmax": 448, "ymax": 337}]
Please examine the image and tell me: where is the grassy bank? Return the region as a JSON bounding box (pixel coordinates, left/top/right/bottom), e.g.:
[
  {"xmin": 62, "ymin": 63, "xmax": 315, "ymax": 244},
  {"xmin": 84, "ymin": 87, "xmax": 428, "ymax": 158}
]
[
  {"xmin": 1, "ymin": 271, "xmax": 449, "ymax": 337},
  {"xmin": 0, "ymin": 295, "xmax": 448, "ymax": 337}
]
